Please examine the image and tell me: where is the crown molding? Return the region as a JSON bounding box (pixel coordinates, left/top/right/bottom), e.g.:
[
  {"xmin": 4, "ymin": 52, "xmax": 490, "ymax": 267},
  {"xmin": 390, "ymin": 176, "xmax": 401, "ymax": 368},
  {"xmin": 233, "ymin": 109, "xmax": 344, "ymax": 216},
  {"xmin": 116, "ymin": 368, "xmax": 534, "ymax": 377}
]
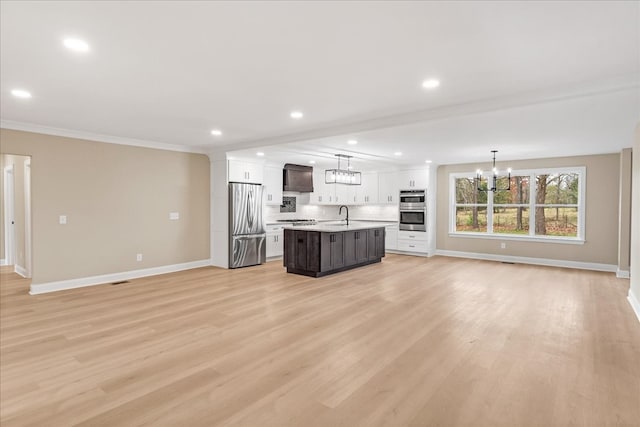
[
  {"xmin": 212, "ymin": 73, "xmax": 640, "ymax": 155},
  {"xmin": 0, "ymin": 120, "xmax": 208, "ymax": 155}
]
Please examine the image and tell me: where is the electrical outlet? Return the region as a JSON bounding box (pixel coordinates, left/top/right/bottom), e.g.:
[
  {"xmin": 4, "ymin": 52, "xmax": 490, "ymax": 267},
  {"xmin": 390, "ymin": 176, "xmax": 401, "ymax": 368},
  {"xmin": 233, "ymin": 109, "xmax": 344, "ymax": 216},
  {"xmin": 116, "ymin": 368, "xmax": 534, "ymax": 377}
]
[
  {"xmin": 500, "ymin": 242, "xmax": 506, "ymax": 249},
  {"xmin": 136, "ymin": 253, "xmax": 143, "ymax": 262},
  {"xmin": 169, "ymin": 212, "xmax": 180, "ymax": 220},
  {"xmin": 59, "ymin": 215, "xmax": 67, "ymax": 225}
]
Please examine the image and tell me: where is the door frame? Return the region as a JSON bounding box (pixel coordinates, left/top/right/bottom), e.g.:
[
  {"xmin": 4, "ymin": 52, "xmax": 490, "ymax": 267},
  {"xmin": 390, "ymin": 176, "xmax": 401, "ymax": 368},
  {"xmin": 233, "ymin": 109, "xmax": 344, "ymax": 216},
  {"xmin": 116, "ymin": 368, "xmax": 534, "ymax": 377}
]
[
  {"xmin": 24, "ymin": 159, "xmax": 32, "ymax": 278},
  {"xmin": 3, "ymin": 164, "xmax": 15, "ymax": 266}
]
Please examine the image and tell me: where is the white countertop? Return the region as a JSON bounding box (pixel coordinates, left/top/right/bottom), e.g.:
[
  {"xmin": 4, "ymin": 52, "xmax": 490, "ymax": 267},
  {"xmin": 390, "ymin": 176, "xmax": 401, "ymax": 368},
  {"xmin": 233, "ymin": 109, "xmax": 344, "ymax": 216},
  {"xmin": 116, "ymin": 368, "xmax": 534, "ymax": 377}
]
[
  {"xmin": 282, "ymin": 220, "xmax": 397, "ymax": 232},
  {"xmin": 267, "ymin": 219, "xmax": 398, "ymax": 226}
]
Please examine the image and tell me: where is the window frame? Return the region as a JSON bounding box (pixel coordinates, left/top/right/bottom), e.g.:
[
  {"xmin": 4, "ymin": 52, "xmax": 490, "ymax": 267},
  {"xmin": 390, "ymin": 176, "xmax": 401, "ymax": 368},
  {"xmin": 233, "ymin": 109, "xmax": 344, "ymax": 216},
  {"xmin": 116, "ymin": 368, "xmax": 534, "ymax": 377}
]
[{"xmin": 449, "ymin": 166, "xmax": 586, "ymax": 244}]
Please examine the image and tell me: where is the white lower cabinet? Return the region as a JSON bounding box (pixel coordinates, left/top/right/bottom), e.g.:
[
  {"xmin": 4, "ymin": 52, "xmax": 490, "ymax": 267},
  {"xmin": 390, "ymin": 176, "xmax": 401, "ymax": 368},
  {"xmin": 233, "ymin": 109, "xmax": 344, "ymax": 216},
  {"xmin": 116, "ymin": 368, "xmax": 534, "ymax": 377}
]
[
  {"xmin": 396, "ymin": 239, "xmax": 428, "ymax": 253},
  {"xmin": 266, "ymin": 225, "xmax": 284, "ymax": 258},
  {"xmin": 385, "ymin": 225, "xmax": 398, "ymax": 250},
  {"xmin": 397, "ymin": 230, "xmax": 428, "ymax": 254}
]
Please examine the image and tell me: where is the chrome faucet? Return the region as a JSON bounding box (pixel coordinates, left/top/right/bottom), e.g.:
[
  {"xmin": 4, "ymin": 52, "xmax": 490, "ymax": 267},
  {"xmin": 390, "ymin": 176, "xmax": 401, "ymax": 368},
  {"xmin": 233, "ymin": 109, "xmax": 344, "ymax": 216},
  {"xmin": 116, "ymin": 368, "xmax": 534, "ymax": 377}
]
[{"xmin": 339, "ymin": 205, "xmax": 349, "ymax": 226}]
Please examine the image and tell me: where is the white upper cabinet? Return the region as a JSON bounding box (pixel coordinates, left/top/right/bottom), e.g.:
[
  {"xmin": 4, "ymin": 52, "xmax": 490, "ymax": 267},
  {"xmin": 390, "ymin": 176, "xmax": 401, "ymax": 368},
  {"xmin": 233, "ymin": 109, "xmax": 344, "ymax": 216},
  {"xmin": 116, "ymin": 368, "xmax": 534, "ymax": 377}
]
[
  {"xmin": 397, "ymin": 169, "xmax": 428, "ymax": 190},
  {"xmin": 309, "ymin": 170, "xmax": 381, "ymax": 205},
  {"xmin": 310, "ymin": 170, "xmax": 327, "ymax": 204},
  {"xmin": 228, "ymin": 159, "xmax": 264, "ymax": 184},
  {"xmin": 347, "ymin": 184, "xmax": 362, "ymax": 205},
  {"xmin": 360, "ymin": 172, "xmax": 379, "ymax": 204},
  {"xmin": 311, "ymin": 170, "xmax": 347, "ymax": 205},
  {"xmin": 311, "ymin": 171, "xmax": 377, "ymax": 205},
  {"xmin": 332, "ymin": 183, "xmax": 348, "ymax": 205},
  {"xmin": 378, "ymin": 171, "xmax": 398, "ymax": 205},
  {"xmin": 263, "ymin": 166, "xmax": 283, "ymax": 206}
]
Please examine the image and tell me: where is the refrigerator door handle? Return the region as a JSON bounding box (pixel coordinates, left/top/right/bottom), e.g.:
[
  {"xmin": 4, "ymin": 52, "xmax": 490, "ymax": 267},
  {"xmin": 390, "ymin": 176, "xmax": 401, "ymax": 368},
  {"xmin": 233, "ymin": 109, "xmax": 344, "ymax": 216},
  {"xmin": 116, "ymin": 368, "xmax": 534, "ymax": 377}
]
[{"xmin": 247, "ymin": 190, "xmax": 254, "ymax": 230}]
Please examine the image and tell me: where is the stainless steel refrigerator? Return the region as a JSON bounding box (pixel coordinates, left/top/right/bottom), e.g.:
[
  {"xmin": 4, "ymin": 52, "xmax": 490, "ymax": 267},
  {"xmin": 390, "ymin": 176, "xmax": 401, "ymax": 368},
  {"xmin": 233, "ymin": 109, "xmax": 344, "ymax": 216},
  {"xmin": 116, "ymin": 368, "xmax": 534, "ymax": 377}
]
[{"xmin": 229, "ymin": 182, "xmax": 266, "ymax": 268}]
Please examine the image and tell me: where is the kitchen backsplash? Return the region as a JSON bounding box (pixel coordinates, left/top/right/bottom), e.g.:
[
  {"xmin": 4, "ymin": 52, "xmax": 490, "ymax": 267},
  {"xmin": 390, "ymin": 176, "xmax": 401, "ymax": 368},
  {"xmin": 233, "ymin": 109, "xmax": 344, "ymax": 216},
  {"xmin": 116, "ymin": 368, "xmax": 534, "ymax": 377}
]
[
  {"xmin": 265, "ymin": 201, "xmax": 398, "ymax": 222},
  {"xmin": 280, "ymin": 196, "xmax": 296, "ymax": 213},
  {"xmin": 347, "ymin": 204, "xmax": 399, "ymax": 221}
]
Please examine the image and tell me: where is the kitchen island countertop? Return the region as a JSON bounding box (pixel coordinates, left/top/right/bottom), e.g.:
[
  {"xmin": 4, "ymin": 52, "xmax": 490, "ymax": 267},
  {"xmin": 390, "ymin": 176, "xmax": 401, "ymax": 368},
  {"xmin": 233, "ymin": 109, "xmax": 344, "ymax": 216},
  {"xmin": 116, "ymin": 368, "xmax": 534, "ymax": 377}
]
[{"xmin": 283, "ymin": 221, "xmax": 397, "ymax": 232}]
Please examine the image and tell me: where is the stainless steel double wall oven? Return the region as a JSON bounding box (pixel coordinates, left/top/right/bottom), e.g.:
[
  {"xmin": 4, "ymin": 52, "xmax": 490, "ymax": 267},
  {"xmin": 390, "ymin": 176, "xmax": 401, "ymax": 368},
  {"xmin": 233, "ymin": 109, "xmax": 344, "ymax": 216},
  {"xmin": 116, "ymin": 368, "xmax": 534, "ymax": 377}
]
[{"xmin": 399, "ymin": 189, "xmax": 426, "ymax": 231}]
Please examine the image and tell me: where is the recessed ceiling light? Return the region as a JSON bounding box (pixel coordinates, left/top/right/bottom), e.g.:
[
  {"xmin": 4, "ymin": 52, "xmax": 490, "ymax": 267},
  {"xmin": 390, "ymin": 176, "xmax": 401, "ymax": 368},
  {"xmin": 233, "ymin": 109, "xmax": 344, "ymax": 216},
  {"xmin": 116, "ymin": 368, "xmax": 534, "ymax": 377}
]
[
  {"xmin": 422, "ymin": 79, "xmax": 440, "ymax": 89},
  {"xmin": 210, "ymin": 129, "xmax": 222, "ymax": 136},
  {"xmin": 394, "ymin": 152, "xmax": 403, "ymax": 156},
  {"xmin": 63, "ymin": 38, "xmax": 90, "ymax": 52},
  {"xmin": 309, "ymin": 160, "xmax": 316, "ymax": 164},
  {"xmin": 290, "ymin": 111, "xmax": 304, "ymax": 119},
  {"xmin": 256, "ymin": 152, "xmax": 265, "ymax": 157},
  {"xmin": 425, "ymin": 160, "xmax": 433, "ymax": 164},
  {"xmin": 11, "ymin": 89, "xmax": 31, "ymax": 98},
  {"xmin": 347, "ymin": 140, "xmax": 358, "ymax": 145}
]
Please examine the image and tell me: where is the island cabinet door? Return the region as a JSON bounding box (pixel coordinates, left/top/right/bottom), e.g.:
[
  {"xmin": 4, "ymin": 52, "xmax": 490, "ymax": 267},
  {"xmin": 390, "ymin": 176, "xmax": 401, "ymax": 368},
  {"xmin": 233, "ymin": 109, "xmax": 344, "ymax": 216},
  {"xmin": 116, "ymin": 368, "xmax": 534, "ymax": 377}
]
[
  {"xmin": 367, "ymin": 228, "xmax": 385, "ymax": 260},
  {"xmin": 355, "ymin": 231, "xmax": 368, "ymax": 263},
  {"xmin": 321, "ymin": 233, "xmax": 344, "ymax": 272},
  {"xmin": 284, "ymin": 229, "xmax": 295, "ymax": 269},
  {"xmin": 345, "ymin": 231, "xmax": 368, "ymax": 265},
  {"xmin": 297, "ymin": 231, "xmax": 320, "ymax": 272},
  {"xmin": 285, "ymin": 230, "xmax": 320, "ymax": 272}
]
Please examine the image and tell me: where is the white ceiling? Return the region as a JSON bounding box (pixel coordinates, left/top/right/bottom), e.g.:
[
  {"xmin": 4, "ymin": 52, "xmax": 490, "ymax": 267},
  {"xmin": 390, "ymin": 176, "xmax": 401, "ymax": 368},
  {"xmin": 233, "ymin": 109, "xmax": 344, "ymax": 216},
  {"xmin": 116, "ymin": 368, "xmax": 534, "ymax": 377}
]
[{"xmin": 1, "ymin": 1, "xmax": 639, "ymax": 166}]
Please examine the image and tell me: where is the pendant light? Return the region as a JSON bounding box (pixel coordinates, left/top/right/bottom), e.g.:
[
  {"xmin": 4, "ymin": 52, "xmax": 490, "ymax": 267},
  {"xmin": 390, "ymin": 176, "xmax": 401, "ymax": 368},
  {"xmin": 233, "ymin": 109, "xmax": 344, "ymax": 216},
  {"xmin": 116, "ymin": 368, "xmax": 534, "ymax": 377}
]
[
  {"xmin": 476, "ymin": 150, "xmax": 512, "ymax": 192},
  {"xmin": 325, "ymin": 154, "xmax": 362, "ymax": 185}
]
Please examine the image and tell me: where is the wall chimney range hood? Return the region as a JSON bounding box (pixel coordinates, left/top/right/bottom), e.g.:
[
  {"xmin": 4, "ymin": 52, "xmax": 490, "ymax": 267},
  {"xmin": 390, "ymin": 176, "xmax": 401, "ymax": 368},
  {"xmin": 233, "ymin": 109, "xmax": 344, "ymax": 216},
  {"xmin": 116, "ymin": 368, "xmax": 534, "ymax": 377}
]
[{"xmin": 283, "ymin": 164, "xmax": 314, "ymax": 193}]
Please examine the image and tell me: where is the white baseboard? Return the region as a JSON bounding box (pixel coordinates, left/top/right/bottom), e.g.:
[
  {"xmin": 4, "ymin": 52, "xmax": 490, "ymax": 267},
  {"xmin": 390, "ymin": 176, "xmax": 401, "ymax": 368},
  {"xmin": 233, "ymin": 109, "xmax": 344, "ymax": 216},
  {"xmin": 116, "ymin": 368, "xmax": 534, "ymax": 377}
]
[
  {"xmin": 628, "ymin": 289, "xmax": 640, "ymax": 323},
  {"xmin": 386, "ymin": 249, "xmax": 430, "ymax": 258},
  {"xmin": 29, "ymin": 259, "xmax": 211, "ymax": 295},
  {"xmin": 0, "ymin": 258, "xmax": 7, "ymax": 266},
  {"xmin": 434, "ymin": 250, "xmax": 617, "ymax": 273},
  {"xmin": 14, "ymin": 264, "xmax": 28, "ymax": 278},
  {"xmin": 616, "ymin": 269, "xmax": 630, "ymax": 279}
]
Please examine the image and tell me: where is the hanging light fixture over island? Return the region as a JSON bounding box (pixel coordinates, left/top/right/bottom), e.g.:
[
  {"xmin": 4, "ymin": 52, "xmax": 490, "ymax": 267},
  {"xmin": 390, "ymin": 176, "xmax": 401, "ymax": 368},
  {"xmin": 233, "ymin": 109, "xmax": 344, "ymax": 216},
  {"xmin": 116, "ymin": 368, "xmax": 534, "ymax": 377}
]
[{"xmin": 325, "ymin": 154, "xmax": 362, "ymax": 185}]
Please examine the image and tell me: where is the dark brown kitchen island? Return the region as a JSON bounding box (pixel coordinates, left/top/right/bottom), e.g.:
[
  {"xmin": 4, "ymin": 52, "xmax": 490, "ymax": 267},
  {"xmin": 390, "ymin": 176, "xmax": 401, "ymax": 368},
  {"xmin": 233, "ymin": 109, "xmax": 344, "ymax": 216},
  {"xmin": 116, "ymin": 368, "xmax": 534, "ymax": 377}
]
[{"xmin": 283, "ymin": 224, "xmax": 385, "ymax": 277}]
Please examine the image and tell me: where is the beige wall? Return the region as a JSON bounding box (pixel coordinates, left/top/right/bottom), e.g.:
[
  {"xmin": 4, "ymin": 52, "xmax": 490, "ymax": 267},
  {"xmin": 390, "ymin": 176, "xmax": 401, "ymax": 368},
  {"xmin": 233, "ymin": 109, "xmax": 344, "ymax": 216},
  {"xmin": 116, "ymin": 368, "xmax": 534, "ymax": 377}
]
[
  {"xmin": 0, "ymin": 128, "xmax": 210, "ymax": 284},
  {"xmin": 437, "ymin": 153, "xmax": 621, "ymax": 265},
  {"xmin": 1, "ymin": 154, "xmax": 30, "ymax": 269},
  {"xmin": 631, "ymin": 126, "xmax": 640, "ymax": 304}
]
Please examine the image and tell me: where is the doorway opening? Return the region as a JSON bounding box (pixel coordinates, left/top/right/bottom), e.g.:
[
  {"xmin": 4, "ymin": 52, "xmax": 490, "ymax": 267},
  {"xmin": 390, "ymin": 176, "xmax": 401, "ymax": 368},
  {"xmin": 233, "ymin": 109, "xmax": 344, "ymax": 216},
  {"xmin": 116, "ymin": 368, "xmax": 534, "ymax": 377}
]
[{"xmin": 2, "ymin": 154, "xmax": 32, "ymax": 278}]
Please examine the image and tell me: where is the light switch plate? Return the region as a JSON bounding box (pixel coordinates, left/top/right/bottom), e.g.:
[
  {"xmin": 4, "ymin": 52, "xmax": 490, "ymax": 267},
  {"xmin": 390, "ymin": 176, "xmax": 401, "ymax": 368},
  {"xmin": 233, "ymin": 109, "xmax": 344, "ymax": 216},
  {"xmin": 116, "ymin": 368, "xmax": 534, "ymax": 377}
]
[
  {"xmin": 169, "ymin": 212, "xmax": 180, "ymax": 220},
  {"xmin": 59, "ymin": 215, "xmax": 67, "ymax": 225}
]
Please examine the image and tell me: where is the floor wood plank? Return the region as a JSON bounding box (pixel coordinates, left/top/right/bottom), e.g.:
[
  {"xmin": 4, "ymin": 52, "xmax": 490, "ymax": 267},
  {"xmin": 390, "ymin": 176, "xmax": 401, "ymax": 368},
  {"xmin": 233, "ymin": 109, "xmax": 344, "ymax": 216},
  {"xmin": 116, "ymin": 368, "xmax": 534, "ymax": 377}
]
[{"xmin": 1, "ymin": 257, "xmax": 638, "ymax": 426}]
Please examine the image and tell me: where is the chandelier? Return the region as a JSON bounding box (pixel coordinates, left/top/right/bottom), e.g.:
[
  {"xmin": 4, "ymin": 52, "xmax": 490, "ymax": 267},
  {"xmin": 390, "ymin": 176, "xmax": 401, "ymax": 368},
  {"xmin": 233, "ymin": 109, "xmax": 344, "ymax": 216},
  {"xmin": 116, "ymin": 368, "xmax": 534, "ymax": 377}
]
[
  {"xmin": 325, "ymin": 154, "xmax": 362, "ymax": 185},
  {"xmin": 476, "ymin": 150, "xmax": 512, "ymax": 192}
]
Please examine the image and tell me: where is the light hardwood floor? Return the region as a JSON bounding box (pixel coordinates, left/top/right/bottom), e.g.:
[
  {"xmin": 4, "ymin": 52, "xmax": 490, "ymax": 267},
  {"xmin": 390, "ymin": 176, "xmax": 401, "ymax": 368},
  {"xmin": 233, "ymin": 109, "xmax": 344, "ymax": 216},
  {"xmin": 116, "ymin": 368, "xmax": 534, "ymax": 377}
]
[{"xmin": 1, "ymin": 255, "xmax": 639, "ymax": 426}]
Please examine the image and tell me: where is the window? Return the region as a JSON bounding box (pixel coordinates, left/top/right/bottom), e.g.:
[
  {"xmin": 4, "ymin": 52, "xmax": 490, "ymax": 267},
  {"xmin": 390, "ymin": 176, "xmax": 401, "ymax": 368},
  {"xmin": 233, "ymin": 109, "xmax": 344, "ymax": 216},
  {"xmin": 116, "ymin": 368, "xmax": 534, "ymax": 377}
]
[
  {"xmin": 455, "ymin": 177, "xmax": 488, "ymax": 233},
  {"xmin": 450, "ymin": 167, "xmax": 585, "ymax": 242},
  {"xmin": 493, "ymin": 175, "xmax": 530, "ymax": 235}
]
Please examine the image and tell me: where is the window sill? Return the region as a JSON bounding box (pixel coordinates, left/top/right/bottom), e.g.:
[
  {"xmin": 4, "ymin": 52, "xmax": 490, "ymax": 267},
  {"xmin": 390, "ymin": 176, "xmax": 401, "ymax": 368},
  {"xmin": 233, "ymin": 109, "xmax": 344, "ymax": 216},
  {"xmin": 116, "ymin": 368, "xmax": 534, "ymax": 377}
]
[{"xmin": 448, "ymin": 232, "xmax": 585, "ymax": 245}]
